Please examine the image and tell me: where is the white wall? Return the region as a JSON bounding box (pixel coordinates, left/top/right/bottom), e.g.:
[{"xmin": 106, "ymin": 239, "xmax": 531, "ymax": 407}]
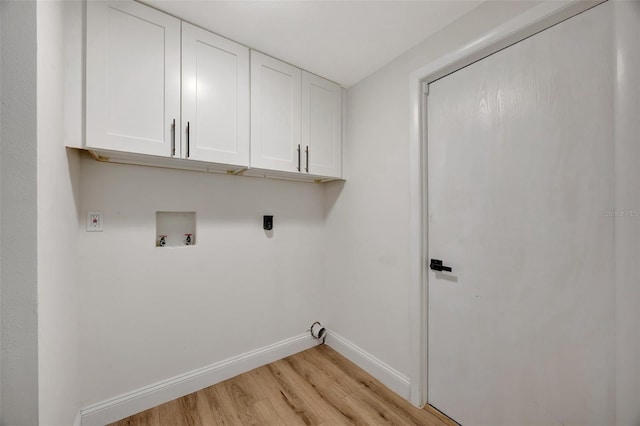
[
  {"xmin": 613, "ymin": 1, "xmax": 640, "ymax": 424},
  {"xmin": 65, "ymin": 0, "xmax": 327, "ymax": 406},
  {"xmin": 323, "ymin": 0, "xmax": 540, "ymax": 380},
  {"xmin": 59, "ymin": 0, "xmax": 355, "ymax": 412},
  {"xmin": 78, "ymin": 159, "xmax": 326, "ymax": 405},
  {"xmin": 63, "ymin": 1, "xmax": 640, "ymax": 423},
  {"xmin": 36, "ymin": 1, "xmax": 82, "ymax": 424},
  {"xmin": 64, "ymin": 0, "xmax": 84, "ymax": 150},
  {"xmin": 0, "ymin": 5, "xmax": 3, "ymax": 414},
  {"xmin": 327, "ymin": 1, "xmax": 640, "ymax": 424},
  {"xmin": 0, "ymin": 1, "xmax": 39, "ymax": 424}
]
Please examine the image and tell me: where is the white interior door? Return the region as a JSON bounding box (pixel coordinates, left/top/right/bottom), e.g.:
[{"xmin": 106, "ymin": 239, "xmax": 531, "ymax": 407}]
[{"xmin": 427, "ymin": 4, "xmax": 615, "ymax": 425}]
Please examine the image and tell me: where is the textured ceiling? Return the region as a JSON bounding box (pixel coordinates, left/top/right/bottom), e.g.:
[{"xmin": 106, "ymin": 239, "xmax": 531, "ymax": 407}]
[{"xmin": 142, "ymin": 0, "xmax": 483, "ymax": 87}]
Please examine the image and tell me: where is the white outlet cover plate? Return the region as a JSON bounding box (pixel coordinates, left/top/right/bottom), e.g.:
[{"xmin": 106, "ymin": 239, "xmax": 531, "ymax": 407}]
[{"xmin": 87, "ymin": 210, "xmax": 104, "ymax": 232}]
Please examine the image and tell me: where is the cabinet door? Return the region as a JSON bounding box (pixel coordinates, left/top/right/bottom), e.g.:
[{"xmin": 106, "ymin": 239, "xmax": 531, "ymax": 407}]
[
  {"xmin": 302, "ymin": 72, "xmax": 342, "ymax": 178},
  {"xmin": 86, "ymin": 1, "xmax": 180, "ymax": 157},
  {"xmin": 250, "ymin": 51, "xmax": 302, "ymax": 172},
  {"xmin": 182, "ymin": 23, "xmax": 249, "ymax": 166}
]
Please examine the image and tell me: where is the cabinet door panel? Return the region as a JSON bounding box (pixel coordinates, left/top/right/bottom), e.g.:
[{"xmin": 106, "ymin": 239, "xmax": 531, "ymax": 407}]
[
  {"xmin": 86, "ymin": 1, "xmax": 180, "ymax": 156},
  {"xmin": 182, "ymin": 23, "xmax": 249, "ymax": 166},
  {"xmin": 302, "ymin": 72, "xmax": 342, "ymax": 178},
  {"xmin": 251, "ymin": 51, "xmax": 301, "ymax": 172}
]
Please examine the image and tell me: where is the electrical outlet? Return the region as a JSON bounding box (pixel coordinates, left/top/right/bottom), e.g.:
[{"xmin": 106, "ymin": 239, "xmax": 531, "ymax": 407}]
[{"xmin": 87, "ymin": 210, "xmax": 104, "ymax": 232}]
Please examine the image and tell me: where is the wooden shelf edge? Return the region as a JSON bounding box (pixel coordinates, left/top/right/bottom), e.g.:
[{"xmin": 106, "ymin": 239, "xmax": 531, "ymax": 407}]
[{"xmin": 70, "ymin": 147, "xmax": 345, "ymax": 184}]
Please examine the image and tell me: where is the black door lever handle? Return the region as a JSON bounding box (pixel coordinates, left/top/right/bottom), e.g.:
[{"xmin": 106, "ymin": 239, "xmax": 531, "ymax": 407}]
[{"xmin": 430, "ymin": 259, "xmax": 452, "ymax": 272}]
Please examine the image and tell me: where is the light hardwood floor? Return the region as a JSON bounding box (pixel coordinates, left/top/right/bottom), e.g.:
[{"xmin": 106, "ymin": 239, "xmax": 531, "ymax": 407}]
[{"xmin": 108, "ymin": 345, "xmax": 457, "ymax": 426}]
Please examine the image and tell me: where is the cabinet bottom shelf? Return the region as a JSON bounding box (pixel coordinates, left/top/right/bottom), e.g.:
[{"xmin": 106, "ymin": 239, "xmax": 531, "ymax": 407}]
[{"xmin": 75, "ymin": 148, "xmax": 343, "ymax": 184}]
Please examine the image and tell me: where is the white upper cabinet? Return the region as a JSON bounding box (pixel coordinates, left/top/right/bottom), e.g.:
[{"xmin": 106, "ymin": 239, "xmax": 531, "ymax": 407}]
[
  {"xmin": 181, "ymin": 23, "xmax": 250, "ymax": 166},
  {"xmin": 83, "ymin": 1, "xmax": 342, "ymax": 180},
  {"xmin": 86, "ymin": 1, "xmax": 181, "ymax": 157},
  {"xmin": 302, "ymin": 71, "xmax": 342, "ymax": 178},
  {"xmin": 250, "ymin": 52, "xmax": 342, "ymax": 178},
  {"xmin": 250, "ymin": 51, "xmax": 302, "ymax": 173}
]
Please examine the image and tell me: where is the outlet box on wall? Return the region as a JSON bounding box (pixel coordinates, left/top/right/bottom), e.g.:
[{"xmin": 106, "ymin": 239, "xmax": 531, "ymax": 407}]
[
  {"xmin": 156, "ymin": 212, "xmax": 196, "ymax": 247},
  {"xmin": 87, "ymin": 210, "xmax": 104, "ymax": 232}
]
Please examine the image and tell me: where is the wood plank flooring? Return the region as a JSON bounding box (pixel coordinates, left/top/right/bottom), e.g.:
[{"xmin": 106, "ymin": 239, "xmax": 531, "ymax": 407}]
[{"xmin": 108, "ymin": 345, "xmax": 457, "ymax": 426}]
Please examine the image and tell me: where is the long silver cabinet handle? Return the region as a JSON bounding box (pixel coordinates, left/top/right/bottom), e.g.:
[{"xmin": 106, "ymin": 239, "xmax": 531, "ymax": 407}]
[
  {"xmin": 305, "ymin": 146, "xmax": 309, "ymax": 173},
  {"xmin": 171, "ymin": 119, "xmax": 176, "ymax": 156},
  {"xmin": 297, "ymin": 144, "xmax": 301, "ymax": 172}
]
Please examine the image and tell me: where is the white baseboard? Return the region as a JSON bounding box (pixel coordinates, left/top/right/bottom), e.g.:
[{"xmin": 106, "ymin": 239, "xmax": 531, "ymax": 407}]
[
  {"xmin": 80, "ymin": 333, "xmax": 318, "ymax": 426},
  {"xmin": 326, "ymin": 330, "xmax": 411, "ymax": 400},
  {"xmin": 74, "ymin": 410, "xmax": 82, "ymax": 426}
]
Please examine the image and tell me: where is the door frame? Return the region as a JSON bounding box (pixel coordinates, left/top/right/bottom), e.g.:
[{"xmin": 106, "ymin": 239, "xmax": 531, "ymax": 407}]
[{"xmin": 406, "ymin": 0, "xmax": 606, "ymax": 408}]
